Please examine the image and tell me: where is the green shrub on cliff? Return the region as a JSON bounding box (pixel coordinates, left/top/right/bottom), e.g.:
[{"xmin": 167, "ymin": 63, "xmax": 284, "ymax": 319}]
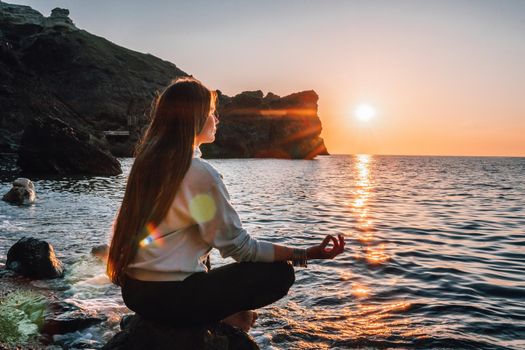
[{"xmin": 0, "ymin": 291, "xmax": 47, "ymax": 345}]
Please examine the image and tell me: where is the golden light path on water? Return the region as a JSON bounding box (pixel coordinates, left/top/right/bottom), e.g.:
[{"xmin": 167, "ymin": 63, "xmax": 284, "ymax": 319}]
[
  {"xmin": 352, "ymin": 154, "xmax": 389, "ymax": 265},
  {"xmin": 269, "ymin": 300, "xmax": 415, "ymax": 349},
  {"xmin": 248, "ymin": 155, "xmax": 420, "ymax": 348},
  {"xmin": 321, "ymin": 154, "xmax": 415, "ymax": 345}
]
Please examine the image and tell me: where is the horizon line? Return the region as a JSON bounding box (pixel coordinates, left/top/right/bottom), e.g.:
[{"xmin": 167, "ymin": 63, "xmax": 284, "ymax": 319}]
[{"xmin": 326, "ymin": 153, "xmax": 525, "ymax": 158}]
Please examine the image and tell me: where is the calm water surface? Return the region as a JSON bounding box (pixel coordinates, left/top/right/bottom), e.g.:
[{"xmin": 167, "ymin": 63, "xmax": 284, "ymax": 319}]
[{"xmin": 1, "ymin": 155, "xmax": 524, "ymax": 349}]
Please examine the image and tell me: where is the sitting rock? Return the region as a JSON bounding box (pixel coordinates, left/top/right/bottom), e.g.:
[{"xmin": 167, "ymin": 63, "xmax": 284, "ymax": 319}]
[
  {"xmin": 91, "ymin": 244, "xmax": 109, "ymax": 261},
  {"xmin": 102, "ymin": 314, "xmax": 260, "ymax": 350},
  {"xmin": 17, "ymin": 116, "xmax": 122, "ymax": 176},
  {"xmin": 2, "ymin": 177, "xmax": 36, "ymax": 205},
  {"xmin": 6, "ymin": 237, "xmax": 64, "ymax": 279}
]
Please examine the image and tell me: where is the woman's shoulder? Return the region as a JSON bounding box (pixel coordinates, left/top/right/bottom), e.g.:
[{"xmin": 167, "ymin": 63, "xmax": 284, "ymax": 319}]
[{"xmin": 184, "ymin": 157, "xmax": 223, "ymax": 189}]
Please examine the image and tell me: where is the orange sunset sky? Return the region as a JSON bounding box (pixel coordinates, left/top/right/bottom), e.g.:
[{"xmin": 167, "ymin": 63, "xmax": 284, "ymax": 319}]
[{"xmin": 15, "ymin": 0, "xmax": 525, "ymax": 156}]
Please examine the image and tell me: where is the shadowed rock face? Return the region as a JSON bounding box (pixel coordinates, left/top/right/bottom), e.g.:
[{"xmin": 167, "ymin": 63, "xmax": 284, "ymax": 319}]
[
  {"xmin": 0, "ymin": 1, "xmax": 328, "ymax": 160},
  {"xmin": 18, "ymin": 116, "xmax": 122, "ymax": 176},
  {"xmin": 0, "ymin": 1, "xmax": 188, "ymax": 155}
]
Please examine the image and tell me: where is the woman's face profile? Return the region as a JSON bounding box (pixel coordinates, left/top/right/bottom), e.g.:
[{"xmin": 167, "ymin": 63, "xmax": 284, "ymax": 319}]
[{"xmin": 196, "ymin": 110, "xmax": 219, "ymax": 145}]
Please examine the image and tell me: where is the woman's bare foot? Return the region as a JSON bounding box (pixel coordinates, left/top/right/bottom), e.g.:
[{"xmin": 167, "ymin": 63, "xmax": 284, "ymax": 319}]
[{"xmin": 222, "ymin": 310, "xmax": 258, "ymax": 332}]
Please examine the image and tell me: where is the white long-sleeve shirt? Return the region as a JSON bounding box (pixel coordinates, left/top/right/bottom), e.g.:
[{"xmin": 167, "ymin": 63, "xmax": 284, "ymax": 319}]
[{"xmin": 126, "ymin": 147, "xmax": 275, "ymax": 281}]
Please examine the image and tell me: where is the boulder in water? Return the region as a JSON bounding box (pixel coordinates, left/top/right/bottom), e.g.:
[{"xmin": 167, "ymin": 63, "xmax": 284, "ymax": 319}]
[
  {"xmin": 6, "ymin": 237, "xmax": 64, "ymax": 279},
  {"xmin": 102, "ymin": 314, "xmax": 260, "ymax": 350},
  {"xmin": 2, "ymin": 177, "xmax": 36, "ymax": 205},
  {"xmin": 91, "ymin": 243, "xmax": 109, "ymax": 261}
]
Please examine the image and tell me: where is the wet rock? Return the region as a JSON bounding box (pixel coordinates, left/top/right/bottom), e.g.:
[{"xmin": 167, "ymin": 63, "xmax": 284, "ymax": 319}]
[
  {"xmin": 2, "ymin": 177, "xmax": 36, "ymax": 205},
  {"xmin": 119, "ymin": 313, "xmax": 134, "ymax": 330},
  {"xmin": 0, "ymin": 268, "xmax": 16, "ymax": 279},
  {"xmin": 42, "ymin": 301, "xmax": 107, "ymax": 335},
  {"xmin": 17, "ymin": 116, "xmax": 122, "ymax": 176},
  {"xmin": 67, "ymin": 337, "xmax": 103, "ymax": 349},
  {"xmin": 91, "ymin": 244, "xmax": 109, "ymax": 261},
  {"xmin": 51, "ymin": 332, "xmax": 104, "ymax": 350},
  {"xmin": 102, "ymin": 314, "xmax": 260, "ymax": 350},
  {"xmin": 6, "ymin": 237, "xmax": 64, "ymax": 279}
]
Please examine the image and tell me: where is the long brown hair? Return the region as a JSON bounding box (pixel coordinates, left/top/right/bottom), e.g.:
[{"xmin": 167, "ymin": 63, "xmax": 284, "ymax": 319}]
[{"xmin": 107, "ymin": 77, "xmax": 216, "ymax": 286}]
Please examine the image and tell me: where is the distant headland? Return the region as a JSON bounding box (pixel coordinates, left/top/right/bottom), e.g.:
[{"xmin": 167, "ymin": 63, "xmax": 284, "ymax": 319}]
[{"xmin": 0, "ymin": 1, "xmax": 328, "ymax": 176}]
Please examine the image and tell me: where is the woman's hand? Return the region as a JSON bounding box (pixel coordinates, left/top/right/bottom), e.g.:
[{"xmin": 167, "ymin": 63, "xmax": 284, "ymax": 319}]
[{"xmin": 306, "ymin": 234, "xmax": 345, "ymax": 260}]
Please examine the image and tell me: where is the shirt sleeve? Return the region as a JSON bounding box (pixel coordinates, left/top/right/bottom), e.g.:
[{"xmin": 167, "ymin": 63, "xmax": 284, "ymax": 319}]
[{"xmin": 191, "ymin": 175, "xmax": 275, "ymax": 262}]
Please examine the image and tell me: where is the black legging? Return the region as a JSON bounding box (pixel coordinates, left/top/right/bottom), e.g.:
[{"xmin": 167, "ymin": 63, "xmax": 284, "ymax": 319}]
[{"xmin": 121, "ymin": 261, "xmax": 295, "ymax": 327}]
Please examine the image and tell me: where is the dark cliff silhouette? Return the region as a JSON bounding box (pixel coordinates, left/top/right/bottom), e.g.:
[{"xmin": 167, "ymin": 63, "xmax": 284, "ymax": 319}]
[{"xmin": 0, "ymin": 1, "xmax": 328, "ymax": 161}]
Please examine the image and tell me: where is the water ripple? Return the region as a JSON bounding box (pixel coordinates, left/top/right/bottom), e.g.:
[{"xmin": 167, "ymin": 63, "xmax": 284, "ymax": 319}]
[{"xmin": 1, "ymin": 156, "xmax": 525, "ymax": 349}]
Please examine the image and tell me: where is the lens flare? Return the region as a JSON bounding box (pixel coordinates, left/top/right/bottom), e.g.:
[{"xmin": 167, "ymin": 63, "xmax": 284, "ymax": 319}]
[
  {"xmin": 139, "ymin": 222, "xmax": 164, "ymax": 247},
  {"xmin": 190, "ymin": 194, "xmax": 217, "ymax": 223}
]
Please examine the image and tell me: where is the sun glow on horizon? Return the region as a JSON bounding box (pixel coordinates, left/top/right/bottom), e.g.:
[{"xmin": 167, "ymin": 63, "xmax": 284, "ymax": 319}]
[{"xmin": 354, "ymin": 104, "xmax": 377, "ymax": 123}]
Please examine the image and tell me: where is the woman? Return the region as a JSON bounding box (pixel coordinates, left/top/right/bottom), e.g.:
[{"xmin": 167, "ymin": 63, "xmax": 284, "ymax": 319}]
[{"xmin": 107, "ymin": 77, "xmax": 345, "ymax": 332}]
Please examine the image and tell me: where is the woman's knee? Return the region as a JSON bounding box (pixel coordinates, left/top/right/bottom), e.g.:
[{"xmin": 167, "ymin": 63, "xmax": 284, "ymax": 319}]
[
  {"xmin": 270, "ymin": 261, "xmax": 295, "ymax": 296},
  {"xmin": 121, "ymin": 288, "xmax": 139, "ymax": 314}
]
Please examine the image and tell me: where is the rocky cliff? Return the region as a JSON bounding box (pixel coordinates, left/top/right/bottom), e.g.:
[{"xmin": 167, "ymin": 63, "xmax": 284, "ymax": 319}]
[
  {"xmin": 0, "ymin": 1, "xmax": 328, "ymax": 160},
  {"xmin": 0, "ymin": 1, "xmax": 187, "ymax": 156},
  {"xmin": 202, "ymin": 90, "xmax": 328, "ymax": 159}
]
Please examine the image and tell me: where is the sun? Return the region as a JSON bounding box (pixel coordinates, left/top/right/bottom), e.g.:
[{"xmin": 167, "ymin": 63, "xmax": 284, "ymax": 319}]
[{"xmin": 354, "ymin": 104, "xmax": 376, "ymax": 122}]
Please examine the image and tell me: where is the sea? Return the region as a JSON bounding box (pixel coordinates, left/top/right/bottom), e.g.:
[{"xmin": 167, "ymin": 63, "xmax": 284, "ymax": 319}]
[{"xmin": 1, "ymin": 155, "xmax": 524, "ymax": 349}]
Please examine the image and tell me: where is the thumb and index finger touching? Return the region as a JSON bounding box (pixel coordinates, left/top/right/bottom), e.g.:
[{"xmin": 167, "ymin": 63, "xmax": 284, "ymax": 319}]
[
  {"xmin": 321, "ymin": 234, "xmax": 346, "ymax": 257},
  {"xmin": 321, "ymin": 234, "xmax": 337, "ymax": 249}
]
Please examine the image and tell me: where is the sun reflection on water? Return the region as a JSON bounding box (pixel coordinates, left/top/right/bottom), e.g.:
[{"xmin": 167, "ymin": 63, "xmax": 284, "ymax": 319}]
[
  {"xmin": 268, "ymin": 300, "xmax": 419, "ymax": 348},
  {"xmin": 352, "ymin": 155, "xmax": 374, "ymax": 236},
  {"xmin": 365, "ymin": 243, "xmax": 390, "ymax": 265},
  {"xmin": 351, "ymin": 283, "xmax": 370, "ymax": 298},
  {"xmin": 351, "ymin": 154, "xmax": 390, "ymax": 264},
  {"xmin": 328, "ymin": 154, "xmax": 411, "ymax": 344}
]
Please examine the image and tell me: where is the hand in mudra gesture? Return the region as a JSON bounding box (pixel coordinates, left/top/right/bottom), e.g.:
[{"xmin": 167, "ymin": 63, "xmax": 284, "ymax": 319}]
[{"xmin": 307, "ymin": 234, "xmax": 345, "ymax": 260}]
